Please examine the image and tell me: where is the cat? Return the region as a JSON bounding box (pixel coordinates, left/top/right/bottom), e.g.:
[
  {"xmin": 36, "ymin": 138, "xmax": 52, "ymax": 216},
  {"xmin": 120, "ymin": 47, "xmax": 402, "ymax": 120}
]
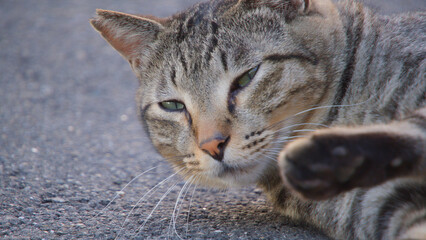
[{"xmin": 90, "ymin": 0, "xmax": 426, "ymax": 239}]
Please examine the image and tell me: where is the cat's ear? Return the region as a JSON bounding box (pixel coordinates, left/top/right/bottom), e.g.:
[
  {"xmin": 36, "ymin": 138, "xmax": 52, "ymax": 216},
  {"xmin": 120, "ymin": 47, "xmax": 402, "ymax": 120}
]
[
  {"xmin": 90, "ymin": 9, "xmax": 164, "ymax": 63},
  {"xmin": 237, "ymin": 0, "xmax": 312, "ymax": 20}
]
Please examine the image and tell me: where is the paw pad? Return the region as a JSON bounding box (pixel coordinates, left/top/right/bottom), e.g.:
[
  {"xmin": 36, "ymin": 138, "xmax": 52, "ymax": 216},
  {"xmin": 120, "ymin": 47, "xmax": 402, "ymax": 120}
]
[
  {"xmin": 331, "ymin": 146, "xmax": 347, "ymax": 157},
  {"xmin": 390, "ymin": 158, "xmax": 403, "ymax": 168}
]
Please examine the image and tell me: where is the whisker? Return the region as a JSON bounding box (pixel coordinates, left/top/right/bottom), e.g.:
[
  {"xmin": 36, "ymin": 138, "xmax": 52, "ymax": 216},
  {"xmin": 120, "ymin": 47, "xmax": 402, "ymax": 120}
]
[
  {"xmin": 186, "ymin": 178, "xmax": 198, "ymax": 237},
  {"xmin": 271, "ymin": 122, "xmax": 329, "ymax": 132},
  {"xmin": 258, "ymin": 152, "xmax": 280, "ymax": 163},
  {"xmin": 275, "ymin": 134, "xmax": 307, "ymax": 140},
  {"xmin": 175, "ymin": 179, "xmax": 196, "ymax": 234},
  {"xmin": 91, "ymin": 166, "xmax": 158, "ymax": 222},
  {"xmin": 265, "ymin": 99, "xmax": 372, "ymax": 131},
  {"xmin": 268, "ymin": 125, "xmax": 324, "ymax": 144},
  {"xmin": 115, "ymin": 168, "xmax": 184, "ymax": 240},
  {"xmin": 261, "ymin": 152, "xmax": 281, "ymax": 158},
  {"xmin": 263, "ymin": 145, "xmax": 293, "ymax": 154},
  {"xmin": 292, "ymin": 129, "xmax": 317, "ymax": 133},
  {"xmin": 133, "ymin": 181, "xmax": 180, "ymax": 238},
  {"xmin": 169, "ymin": 177, "xmax": 191, "ymax": 239},
  {"xmin": 262, "ymin": 150, "xmax": 280, "ymax": 154},
  {"xmin": 262, "ymin": 148, "xmax": 283, "ymax": 152},
  {"xmin": 273, "ymin": 135, "xmax": 307, "ymax": 142},
  {"xmin": 171, "ymin": 176, "xmax": 194, "ymax": 239},
  {"xmin": 261, "ymin": 139, "xmax": 305, "ymax": 155},
  {"xmin": 260, "ymin": 133, "xmax": 310, "ymax": 157}
]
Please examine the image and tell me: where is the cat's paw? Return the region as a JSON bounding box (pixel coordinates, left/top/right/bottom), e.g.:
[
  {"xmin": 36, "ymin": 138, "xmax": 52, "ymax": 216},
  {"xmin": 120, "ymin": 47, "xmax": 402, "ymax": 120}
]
[{"xmin": 278, "ymin": 129, "xmax": 419, "ymax": 200}]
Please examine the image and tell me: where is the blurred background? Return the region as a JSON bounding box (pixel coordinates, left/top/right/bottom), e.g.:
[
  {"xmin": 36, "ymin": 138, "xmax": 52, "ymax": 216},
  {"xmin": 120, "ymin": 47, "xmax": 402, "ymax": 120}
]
[{"xmin": 1, "ymin": 0, "xmax": 424, "ymax": 239}]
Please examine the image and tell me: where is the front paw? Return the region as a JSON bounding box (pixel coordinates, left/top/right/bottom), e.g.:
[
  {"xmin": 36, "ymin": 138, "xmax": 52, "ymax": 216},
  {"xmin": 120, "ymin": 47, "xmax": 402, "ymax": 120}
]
[{"xmin": 278, "ymin": 130, "xmax": 418, "ymax": 200}]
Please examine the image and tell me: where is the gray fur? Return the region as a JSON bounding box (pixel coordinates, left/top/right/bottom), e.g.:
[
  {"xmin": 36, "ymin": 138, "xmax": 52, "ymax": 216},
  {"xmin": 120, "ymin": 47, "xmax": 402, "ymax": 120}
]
[{"xmin": 91, "ymin": 0, "xmax": 426, "ymax": 239}]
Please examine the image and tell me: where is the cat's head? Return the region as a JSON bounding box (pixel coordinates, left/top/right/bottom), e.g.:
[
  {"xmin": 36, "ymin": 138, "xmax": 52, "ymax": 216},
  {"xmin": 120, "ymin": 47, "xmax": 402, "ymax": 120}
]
[{"xmin": 91, "ymin": 0, "xmax": 346, "ymax": 188}]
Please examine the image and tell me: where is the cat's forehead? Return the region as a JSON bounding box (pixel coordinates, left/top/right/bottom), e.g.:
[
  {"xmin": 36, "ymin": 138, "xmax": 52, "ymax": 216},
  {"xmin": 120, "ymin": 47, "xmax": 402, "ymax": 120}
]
[
  {"xmin": 168, "ymin": 1, "xmax": 221, "ymax": 35},
  {"xmin": 153, "ymin": 2, "xmax": 236, "ymax": 83},
  {"xmin": 165, "ymin": 2, "xmax": 232, "ymax": 54},
  {"xmin": 156, "ymin": 1, "xmax": 285, "ymax": 72},
  {"xmin": 142, "ymin": 0, "xmax": 291, "ymax": 99}
]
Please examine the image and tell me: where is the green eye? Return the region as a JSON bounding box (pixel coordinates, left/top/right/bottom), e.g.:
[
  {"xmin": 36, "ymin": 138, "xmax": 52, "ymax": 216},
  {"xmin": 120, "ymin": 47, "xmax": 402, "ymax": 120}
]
[
  {"xmin": 237, "ymin": 65, "xmax": 259, "ymax": 88},
  {"xmin": 160, "ymin": 101, "xmax": 185, "ymax": 111}
]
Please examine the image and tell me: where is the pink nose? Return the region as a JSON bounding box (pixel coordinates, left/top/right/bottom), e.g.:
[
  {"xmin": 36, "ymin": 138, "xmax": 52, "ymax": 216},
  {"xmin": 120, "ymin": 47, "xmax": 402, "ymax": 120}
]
[{"xmin": 199, "ymin": 134, "xmax": 230, "ymax": 161}]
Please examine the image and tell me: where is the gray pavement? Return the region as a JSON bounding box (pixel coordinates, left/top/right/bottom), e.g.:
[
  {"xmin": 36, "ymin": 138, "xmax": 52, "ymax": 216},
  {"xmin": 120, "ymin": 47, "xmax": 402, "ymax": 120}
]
[{"xmin": 0, "ymin": 0, "xmax": 424, "ymax": 239}]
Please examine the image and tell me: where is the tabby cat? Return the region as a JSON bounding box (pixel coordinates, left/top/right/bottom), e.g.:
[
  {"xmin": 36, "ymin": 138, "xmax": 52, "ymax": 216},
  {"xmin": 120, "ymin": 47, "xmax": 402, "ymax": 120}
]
[{"xmin": 90, "ymin": 0, "xmax": 426, "ymax": 239}]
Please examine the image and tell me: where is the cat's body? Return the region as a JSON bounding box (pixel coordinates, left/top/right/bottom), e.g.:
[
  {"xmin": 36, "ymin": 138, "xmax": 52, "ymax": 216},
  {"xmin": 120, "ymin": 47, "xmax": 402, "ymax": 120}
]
[{"xmin": 91, "ymin": 0, "xmax": 426, "ymax": 239}]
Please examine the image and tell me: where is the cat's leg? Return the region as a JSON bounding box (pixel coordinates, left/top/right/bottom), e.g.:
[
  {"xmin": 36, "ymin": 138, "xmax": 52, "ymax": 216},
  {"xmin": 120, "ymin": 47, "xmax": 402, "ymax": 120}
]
[
  {"xmin": 277, "ymin": 107, "xmax": 426, "ymax": 239},
  {"xmin": 279, "ymin": 107, "xmax": 426, "ymax": 201}
]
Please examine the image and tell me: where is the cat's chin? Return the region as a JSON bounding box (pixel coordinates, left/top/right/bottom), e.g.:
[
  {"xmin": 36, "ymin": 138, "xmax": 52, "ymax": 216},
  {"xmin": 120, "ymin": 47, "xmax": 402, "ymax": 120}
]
[{"xmin": 201, "ymin": 162, "xmax": 268, "ymax": 188}]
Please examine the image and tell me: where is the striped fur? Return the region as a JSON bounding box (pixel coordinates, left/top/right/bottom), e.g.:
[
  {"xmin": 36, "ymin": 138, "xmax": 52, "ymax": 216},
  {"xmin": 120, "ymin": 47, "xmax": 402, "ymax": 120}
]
[{"xmin": 91, "ymin": 0, "xmax": 425, "ymax": 239}]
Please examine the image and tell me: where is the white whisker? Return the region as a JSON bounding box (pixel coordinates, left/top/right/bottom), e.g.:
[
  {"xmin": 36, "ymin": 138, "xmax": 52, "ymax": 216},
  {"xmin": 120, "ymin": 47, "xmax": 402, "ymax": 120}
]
[
  {"xmin": 186, "ymin": 179, "xmax": 198, "ymax": 237},
  {"xmin": 175, "ymin": 179, "xmax": 195, "ymax": 230},
  {"xmin": 115, "ymin": 168, "xmax": 184, "ymax": 240},
  {"xmin": 274, "ymin": 135, "xmax": 307, "ymax": 142},
  {"xmin": 272, "ymin": 122, "xmax": 329, "ymax": 132},
  {"xmin": 292, "ymin": 129, "xmax": 316, "ymax": 133},
  {"xmin": 266, "ymin": 99, "xmax": 372, "ymax": 131},
  {"xmin": 171, "ymin": 176, "xmax": 194, "ymax": 239},
  {"xmin": 262, "ymin": 149, "xmax": 282, "ymax": 153},
  {"xmin": 258, "ymin": 152, "xmax": 279, "ymax": 162},
  {"xmin": 262, "ymin": 151, "xmax": 281, "ymax": 156},
  {"xmin": 92, "ymin": 166, "xmax": 158, "ymax": 222},
  {"xmin": 133, "ymin": 181, "xmax": 180, "ymax": 238}
]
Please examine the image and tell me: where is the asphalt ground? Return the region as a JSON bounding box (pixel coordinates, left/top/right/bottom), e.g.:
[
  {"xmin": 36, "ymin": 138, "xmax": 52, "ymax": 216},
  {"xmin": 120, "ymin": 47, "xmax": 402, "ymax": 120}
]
[{"xmin": 1, "ymin": 0, "xmax": 424, "ymax": 239}]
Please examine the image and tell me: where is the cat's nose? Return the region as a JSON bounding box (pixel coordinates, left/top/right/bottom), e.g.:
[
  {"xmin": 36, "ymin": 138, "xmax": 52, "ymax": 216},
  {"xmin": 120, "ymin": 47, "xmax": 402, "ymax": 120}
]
[{"xmin": 199, "ymin": 134, "xmax": 230, "ymax": 162}]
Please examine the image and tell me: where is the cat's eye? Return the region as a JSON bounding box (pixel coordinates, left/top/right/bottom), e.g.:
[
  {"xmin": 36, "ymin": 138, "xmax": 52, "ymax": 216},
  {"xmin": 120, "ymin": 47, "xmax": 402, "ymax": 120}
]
[
  {"xmin": 228, "ymin": 65, "xmax": 260, "ymax": 113},
  {"xmin": 236, "ymin": 65, "xmax": 259, "ymax": 88},
  {"xmin": 160, "ymin": 101, "xmax": 185, "ymax": 111}
]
